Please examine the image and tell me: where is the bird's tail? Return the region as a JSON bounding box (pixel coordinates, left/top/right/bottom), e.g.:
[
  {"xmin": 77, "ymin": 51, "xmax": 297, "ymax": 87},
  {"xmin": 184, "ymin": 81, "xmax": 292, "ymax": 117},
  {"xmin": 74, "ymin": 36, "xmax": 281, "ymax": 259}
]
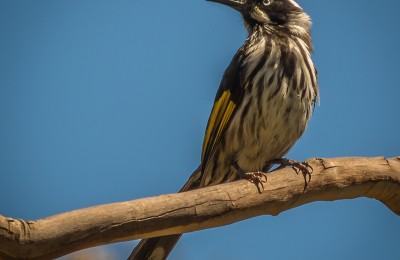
[
  {"xmin": 127, "ymin": 165, "xmax": 202, "ymax": 260},
  {"xmin": 127, "ymin": 234, "xmax": 182, "ymax": 260}
]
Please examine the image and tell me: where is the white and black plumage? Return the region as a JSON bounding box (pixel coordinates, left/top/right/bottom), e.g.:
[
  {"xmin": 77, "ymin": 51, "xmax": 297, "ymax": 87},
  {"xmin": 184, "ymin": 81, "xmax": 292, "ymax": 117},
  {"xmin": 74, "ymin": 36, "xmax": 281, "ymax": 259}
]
[{"xmin": 129, "ymin": 0, "xmax": 318, "ymax": 259}]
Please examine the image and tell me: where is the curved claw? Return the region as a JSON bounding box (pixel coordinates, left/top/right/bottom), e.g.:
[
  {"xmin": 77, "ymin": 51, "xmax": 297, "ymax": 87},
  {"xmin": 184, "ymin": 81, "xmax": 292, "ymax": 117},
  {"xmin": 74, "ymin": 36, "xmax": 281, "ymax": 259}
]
[
  {"xmin": 241, "ymin": 171, "xmax": 268, "ymax": 193},
  {"xmin": 268, "ymin": 158, "xmax": 313, "ymax": 191}
]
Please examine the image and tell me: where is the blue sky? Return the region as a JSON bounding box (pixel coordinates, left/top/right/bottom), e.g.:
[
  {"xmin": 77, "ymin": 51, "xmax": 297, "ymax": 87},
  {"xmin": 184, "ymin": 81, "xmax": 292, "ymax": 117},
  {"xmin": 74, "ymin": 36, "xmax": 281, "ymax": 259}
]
[{"xmin": 1, "ymin": 0, "xmax": 399, "ymax": 259}]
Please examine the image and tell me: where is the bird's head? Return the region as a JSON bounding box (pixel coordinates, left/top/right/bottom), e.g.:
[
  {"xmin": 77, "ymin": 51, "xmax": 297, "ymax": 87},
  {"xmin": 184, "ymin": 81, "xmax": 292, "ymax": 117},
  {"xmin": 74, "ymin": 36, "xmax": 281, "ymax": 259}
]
[{"xmin": 208, "ymin": 0, "xmax": 311, "ymax": 37}]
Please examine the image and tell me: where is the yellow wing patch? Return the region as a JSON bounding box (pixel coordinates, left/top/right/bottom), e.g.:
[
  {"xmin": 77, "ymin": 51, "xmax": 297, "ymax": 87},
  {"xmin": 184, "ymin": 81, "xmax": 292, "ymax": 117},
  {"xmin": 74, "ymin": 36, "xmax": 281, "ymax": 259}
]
[{"xmin": 201, "ymin": 90, "xmax": 236, "ymax": 165}]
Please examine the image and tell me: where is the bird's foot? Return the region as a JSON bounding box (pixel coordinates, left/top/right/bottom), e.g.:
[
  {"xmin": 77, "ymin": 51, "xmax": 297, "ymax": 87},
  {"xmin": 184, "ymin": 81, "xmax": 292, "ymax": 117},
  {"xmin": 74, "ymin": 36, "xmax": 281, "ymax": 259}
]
[
  {"xmin": 269, "ymin": 158, "xmax": 313, "ymax": 190},
  {"xmin": 241, "ymin": 171, "xmax": 268, "ymax": 193}
]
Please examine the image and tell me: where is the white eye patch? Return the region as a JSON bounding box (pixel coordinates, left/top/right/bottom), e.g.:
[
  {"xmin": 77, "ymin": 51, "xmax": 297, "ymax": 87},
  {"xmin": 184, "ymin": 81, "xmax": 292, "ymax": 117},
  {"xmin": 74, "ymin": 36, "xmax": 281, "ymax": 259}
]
[{"xmin": 287, "ymin": 0, "xmax": 301, "ymax": 9}]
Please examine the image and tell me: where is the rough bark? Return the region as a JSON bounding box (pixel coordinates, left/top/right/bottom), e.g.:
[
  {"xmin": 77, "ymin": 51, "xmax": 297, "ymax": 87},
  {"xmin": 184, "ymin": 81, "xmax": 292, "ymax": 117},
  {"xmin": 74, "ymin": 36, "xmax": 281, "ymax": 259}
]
[{"xmin": 1, "ymin": 156, "xmax": 399, "ymax": 259}]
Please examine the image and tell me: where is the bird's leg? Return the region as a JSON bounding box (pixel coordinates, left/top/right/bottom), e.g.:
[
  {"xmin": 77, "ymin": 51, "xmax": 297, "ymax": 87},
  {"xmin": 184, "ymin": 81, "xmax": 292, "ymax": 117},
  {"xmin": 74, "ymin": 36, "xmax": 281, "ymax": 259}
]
[
  {"xmin": 242, "ymin": 171, "xmax": 268, "ymax": 193},
  {"xmin": 268, "ymin": 158, "xmax": 313, "ymax": 190},
  {"xmin": 234, "ymin": 163, "xmax": 267, "ymax": 193}
]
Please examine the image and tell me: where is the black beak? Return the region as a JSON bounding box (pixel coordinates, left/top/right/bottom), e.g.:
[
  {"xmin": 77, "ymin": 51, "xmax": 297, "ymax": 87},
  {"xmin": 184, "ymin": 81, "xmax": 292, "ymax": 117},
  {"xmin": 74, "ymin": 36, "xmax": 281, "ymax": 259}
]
[{"xmin": 207, "ymin": 0, "xmax": 245, "ymax": 13}]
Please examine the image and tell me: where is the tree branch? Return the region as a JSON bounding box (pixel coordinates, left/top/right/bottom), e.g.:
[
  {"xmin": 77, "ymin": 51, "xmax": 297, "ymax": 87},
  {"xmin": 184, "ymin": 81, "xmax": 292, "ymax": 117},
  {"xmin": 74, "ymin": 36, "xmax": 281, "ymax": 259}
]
[{"xmin": 1, "ymin": 156, "xmax": 399, "ymax": 259}]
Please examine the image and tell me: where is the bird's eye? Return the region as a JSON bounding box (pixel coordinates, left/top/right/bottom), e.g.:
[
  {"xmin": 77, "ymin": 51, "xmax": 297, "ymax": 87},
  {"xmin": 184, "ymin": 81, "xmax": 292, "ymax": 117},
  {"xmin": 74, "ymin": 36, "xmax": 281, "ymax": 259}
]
[{"xmin": 263, "ymin": 0, "xmax": 271, "ymax": 6}]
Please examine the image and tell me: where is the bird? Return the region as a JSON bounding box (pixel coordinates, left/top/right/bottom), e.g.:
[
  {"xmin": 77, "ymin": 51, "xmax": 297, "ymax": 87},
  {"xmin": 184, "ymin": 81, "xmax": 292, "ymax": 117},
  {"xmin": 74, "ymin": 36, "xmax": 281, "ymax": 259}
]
[{"xmin": 128, "ymin": 0, "xmax": 318, "ymax": 259}]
